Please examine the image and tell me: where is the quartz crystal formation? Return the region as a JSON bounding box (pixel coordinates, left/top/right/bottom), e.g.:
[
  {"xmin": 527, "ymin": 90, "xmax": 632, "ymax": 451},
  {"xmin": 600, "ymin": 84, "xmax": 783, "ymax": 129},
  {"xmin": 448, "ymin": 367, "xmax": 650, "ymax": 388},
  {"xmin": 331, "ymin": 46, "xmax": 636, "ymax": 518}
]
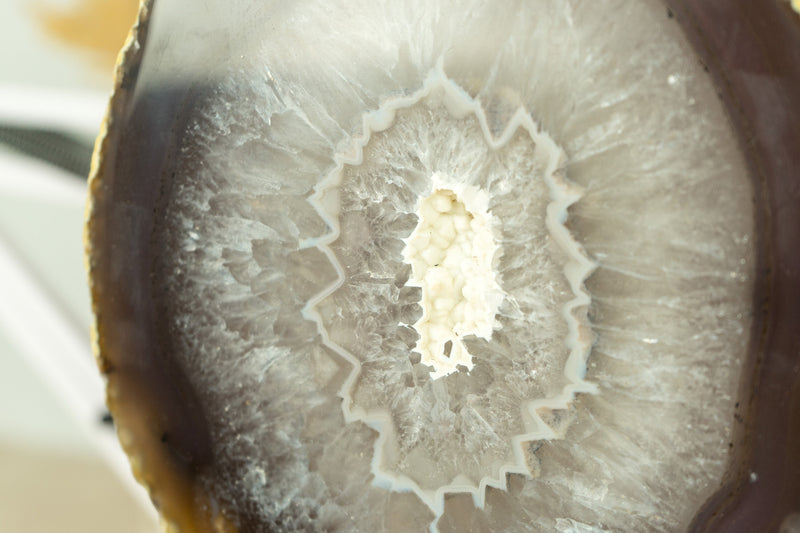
[
  {"xmin": 84, "ymin": 0, "xmax": 800, "ymax": 532},
  {"xmin": 305, "ymin": 74, "xmax": 595, "ymax": 512}
]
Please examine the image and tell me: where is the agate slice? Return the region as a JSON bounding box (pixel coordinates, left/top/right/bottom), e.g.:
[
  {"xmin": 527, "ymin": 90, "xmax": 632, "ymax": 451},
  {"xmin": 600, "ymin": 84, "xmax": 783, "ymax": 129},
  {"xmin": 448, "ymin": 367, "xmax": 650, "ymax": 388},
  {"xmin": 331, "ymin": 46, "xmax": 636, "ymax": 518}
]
[{"xmin": 85, "ymin": 1, "xmax": 800, "ymax": 532}]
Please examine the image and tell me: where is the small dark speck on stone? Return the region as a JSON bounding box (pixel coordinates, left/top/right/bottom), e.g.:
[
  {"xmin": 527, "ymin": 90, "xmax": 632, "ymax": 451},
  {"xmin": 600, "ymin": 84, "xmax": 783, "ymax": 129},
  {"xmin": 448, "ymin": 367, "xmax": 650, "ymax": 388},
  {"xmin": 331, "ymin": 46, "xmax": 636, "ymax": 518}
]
[
  {"xmin": 161, "ymin": 432, "xmax": 169, "ymax": 443},
  {"xmin": 667, "ymin": 7, "xmax": 673, "ymax": 18},
  {"xmin": 443, "ymin": 340, "xmax": 453, "ymax": 358}
]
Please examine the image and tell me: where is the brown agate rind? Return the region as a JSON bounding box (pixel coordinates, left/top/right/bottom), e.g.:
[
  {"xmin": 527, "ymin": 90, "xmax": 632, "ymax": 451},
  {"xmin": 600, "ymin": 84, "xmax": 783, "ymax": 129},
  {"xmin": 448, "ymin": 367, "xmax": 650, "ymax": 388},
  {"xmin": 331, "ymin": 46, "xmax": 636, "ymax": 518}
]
[{"xmin": 86, "ymin": 1, "xmax": 225, "ymax": 530}]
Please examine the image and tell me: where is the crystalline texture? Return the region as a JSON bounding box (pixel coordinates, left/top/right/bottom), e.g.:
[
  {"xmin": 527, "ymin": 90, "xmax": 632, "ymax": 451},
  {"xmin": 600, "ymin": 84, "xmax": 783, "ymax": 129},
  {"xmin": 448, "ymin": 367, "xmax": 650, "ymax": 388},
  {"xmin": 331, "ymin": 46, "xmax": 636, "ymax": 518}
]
[
  {"xmin": 305, "ymin": 75, "xmax": 595, "ymax": 513},
  {"xmin": 97, "ymin": 0, "xmax": 758, "ymax": 531}
]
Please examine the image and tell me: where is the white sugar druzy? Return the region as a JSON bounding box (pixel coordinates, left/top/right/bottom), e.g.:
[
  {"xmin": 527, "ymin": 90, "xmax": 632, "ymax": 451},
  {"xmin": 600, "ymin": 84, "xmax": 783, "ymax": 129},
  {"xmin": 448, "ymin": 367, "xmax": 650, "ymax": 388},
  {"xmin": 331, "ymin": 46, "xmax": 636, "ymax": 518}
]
[{"xmin": 402, "ymin": 180, "xmax": 504, "ymax": 379}]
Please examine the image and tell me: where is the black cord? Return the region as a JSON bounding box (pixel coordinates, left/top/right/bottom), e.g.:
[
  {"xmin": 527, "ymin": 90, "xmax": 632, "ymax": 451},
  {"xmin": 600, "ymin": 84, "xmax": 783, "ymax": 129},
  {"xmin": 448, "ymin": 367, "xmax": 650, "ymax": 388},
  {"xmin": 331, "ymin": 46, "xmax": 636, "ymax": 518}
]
[{"xmin": 0, "ymin": 125, "xmax": 94, "ymax": 179}]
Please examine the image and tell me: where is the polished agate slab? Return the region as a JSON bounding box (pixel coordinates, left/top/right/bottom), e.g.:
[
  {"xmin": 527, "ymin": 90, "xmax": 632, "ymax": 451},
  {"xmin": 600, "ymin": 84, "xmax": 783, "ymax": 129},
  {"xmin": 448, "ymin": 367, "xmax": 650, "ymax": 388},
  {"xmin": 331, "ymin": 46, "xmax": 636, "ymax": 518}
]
[{"xmin": 86, "ymin": 0, "xmax": 800, "ymax": 532}]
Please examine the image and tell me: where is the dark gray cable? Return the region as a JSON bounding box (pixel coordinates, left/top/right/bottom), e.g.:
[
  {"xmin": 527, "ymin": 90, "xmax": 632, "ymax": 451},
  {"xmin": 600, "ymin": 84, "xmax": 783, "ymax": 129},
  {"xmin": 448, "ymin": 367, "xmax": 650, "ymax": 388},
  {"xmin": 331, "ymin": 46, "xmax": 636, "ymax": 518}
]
[{"xmin": 0, "ymin": 125, "xmax": 94, "ymax": 179}]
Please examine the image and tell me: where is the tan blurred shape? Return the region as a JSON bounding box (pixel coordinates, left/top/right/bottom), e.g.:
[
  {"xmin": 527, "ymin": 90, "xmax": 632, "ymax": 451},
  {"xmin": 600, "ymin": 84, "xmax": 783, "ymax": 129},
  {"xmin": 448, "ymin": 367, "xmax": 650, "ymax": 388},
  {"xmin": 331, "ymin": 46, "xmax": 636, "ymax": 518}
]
[
  {"xmin": 32, "ymin": 0, "xmax": 140, "ymax": 71},
  {"xmin": 0, "ymin": 443, "xmax": 158, "ymax": 533}
]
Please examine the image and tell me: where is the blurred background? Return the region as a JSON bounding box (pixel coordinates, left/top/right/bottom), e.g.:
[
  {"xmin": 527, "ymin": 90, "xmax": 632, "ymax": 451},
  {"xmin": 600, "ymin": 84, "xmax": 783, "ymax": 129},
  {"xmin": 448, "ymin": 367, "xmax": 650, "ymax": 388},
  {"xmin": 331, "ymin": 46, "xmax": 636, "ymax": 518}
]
[{"xmin": 0, "ymin": 0, "xmax": 158, "ymax": 531}]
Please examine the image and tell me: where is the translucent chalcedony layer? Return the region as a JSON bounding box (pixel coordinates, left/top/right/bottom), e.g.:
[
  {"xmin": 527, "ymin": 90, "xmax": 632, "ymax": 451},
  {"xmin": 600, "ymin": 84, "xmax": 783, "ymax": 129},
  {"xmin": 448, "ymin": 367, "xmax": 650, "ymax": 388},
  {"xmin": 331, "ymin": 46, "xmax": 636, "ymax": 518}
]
[
  {"xmin": 145, "ymin": 0, "xmax": 756, "ymax": 531},
  {"xmin": 305, "ymin": 69, "xmax": 595, "ymax": 513}
]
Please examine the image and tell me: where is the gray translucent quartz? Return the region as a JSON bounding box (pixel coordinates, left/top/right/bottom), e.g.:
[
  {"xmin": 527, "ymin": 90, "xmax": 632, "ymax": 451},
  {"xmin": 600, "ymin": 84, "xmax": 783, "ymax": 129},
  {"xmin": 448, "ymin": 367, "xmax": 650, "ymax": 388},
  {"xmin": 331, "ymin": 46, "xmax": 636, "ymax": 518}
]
[
  {"xmin": 150, "ymin": 0, "xmax": 754, "ymax": 531},
  {"xmin": 305, "ymin": 73, "xmax": 595, "ymax": 513}
]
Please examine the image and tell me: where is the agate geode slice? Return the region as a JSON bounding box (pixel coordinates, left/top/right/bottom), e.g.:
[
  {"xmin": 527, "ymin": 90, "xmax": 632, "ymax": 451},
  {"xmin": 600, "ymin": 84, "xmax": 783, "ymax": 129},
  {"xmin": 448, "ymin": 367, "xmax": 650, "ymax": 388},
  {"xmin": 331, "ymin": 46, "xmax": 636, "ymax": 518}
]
[{"xmin": 86, "ymin": 1, "xmax": 800, "ymax": 532}]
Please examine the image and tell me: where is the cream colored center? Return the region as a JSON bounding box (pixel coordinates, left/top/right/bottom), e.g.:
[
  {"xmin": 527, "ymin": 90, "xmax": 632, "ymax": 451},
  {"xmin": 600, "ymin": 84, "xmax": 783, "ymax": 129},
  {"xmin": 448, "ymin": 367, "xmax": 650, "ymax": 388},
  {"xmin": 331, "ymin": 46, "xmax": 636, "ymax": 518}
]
[{"xmin": 402, "ymin": 180, "xmax": 503, "ymax": 379}]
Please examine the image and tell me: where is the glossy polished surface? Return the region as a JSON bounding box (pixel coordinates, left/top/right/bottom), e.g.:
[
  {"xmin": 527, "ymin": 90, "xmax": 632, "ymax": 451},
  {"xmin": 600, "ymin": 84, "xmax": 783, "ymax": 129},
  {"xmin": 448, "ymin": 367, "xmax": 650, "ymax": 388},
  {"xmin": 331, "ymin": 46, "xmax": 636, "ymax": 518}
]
[{"xmin": 86, "ymin": 1, "xmax": 800, "ymax": 531}]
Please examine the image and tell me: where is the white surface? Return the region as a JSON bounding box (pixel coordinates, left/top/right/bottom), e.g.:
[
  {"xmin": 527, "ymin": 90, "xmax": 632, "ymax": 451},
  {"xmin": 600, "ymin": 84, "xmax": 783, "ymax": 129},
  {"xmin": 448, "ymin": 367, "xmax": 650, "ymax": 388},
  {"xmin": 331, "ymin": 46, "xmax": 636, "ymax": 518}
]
[
  {"xmin": 0, "ymin": 1, "xmax": 157, "ymax": 524},
  {"xmin": 0, "ymin": 147, "xmax": 156, "ymax": 520},
  {"xmin": 0, "ymin": 84, "xmax": 109, "ymax": 141},
  {"xmin": 0, "ymin": 147, "xmax": 93, "ymax": 326},
  {"xmin": 0, "ymin": 0, "xmax": 111, "ymax": 92}
]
